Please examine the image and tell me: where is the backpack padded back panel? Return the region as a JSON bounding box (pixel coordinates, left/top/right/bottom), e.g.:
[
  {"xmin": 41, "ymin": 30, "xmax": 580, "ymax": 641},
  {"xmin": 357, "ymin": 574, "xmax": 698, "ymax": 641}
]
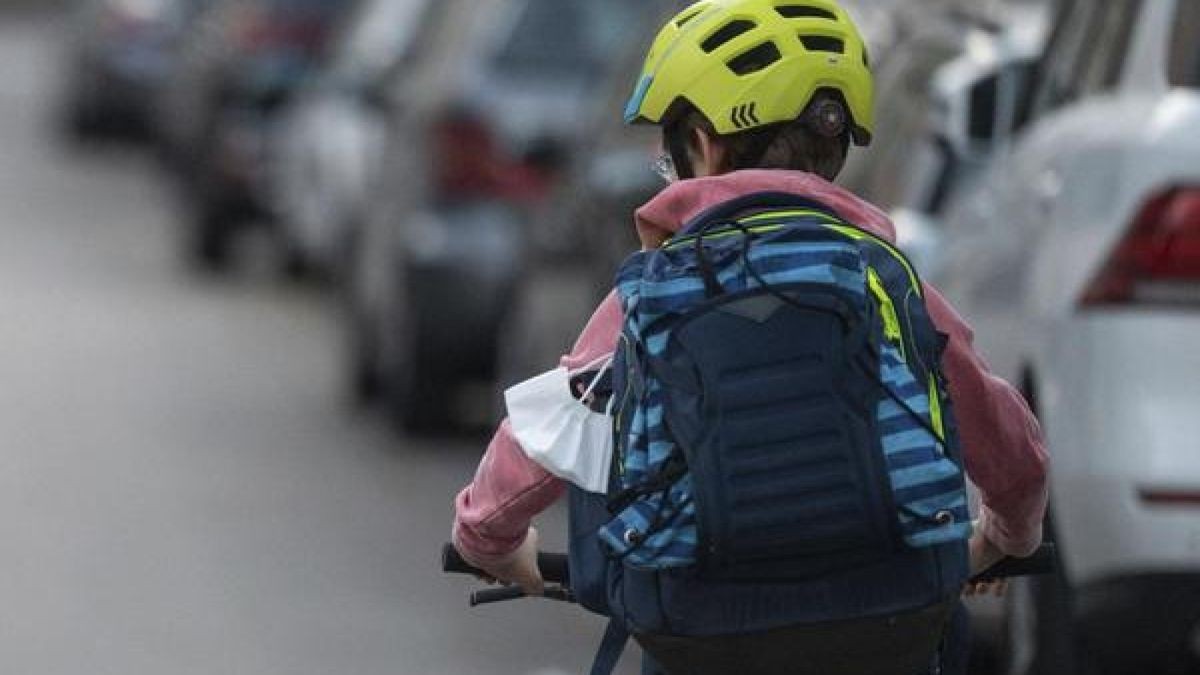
[{"xmin": 659, "ymin": 288, "xmax": 897, "ymax": 580}]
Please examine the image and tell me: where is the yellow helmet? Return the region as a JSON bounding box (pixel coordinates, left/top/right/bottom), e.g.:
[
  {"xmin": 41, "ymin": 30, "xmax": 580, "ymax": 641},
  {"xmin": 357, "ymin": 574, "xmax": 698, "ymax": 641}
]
[{"xmin": 624, "ymin": 0, "xmax": 874, "ymax": 146}]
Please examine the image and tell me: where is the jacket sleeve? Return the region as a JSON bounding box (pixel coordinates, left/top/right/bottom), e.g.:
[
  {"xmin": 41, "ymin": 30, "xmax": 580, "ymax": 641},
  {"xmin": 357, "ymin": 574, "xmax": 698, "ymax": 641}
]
[
  {"xmin": 924, "ymin": 284, "xmax": 1050, "ymax": 557},
  {"xmin": 452, "ymin": 291, "xmax": 624, "ymax": 567}
]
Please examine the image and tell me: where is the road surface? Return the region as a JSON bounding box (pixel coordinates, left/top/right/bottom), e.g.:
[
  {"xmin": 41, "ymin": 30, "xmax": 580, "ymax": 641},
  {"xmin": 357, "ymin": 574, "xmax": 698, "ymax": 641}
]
[{"xmin": 0, "ymin": 12, "xmax": 635, "ymax": 675}]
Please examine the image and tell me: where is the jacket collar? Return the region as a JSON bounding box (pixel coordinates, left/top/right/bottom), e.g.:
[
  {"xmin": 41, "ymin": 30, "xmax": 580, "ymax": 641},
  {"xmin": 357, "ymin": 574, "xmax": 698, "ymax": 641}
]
[{"xmin": 633, "ymin": 170, "xmax": 896, "ymax": 250}]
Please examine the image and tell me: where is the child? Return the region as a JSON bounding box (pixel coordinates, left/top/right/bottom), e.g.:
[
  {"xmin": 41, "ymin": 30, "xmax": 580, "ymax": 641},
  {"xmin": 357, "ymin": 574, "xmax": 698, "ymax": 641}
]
[{"xmin": 454, "ymin": 0, "xmax": 1048, "ymax": 671}]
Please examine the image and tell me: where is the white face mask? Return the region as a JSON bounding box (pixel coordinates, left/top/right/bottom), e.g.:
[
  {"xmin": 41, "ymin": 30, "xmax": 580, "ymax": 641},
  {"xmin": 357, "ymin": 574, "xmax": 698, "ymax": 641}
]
[{"xmin": 504, "ymin": 355, "xmax": 615, "ymax": 495}]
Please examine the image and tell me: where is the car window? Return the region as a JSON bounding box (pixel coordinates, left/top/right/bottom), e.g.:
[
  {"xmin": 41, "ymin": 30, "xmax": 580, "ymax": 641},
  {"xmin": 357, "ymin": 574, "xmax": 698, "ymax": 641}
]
[
  {"xmin": 968, "ymin": 72, "xmax": 1000, "ymax": 142},
  {"xmin": 1032, "ymin": 0, "xmax": 1094, "ymax": 114},
  {"xmin": 1010, "ymin": 57, "xmax": 1039, "ymax": 131},
  {"xmin": 931, "ymin": 135, "xmax": 977, "ymax": 216},
  {"xmin": 1075, "ymin": 0, "xmax": 1141, "ymax": 95},
  {"xmin": 1016, "ymin": 0, "xmax": 1074, "ymax": 128},
  {"xmin": 1169, "ymin": 0, "xmax": 1200, "ymax": 87},
  {"xmin": 490, "ymin": 0, "xmax": 649, "ymax": 84}
]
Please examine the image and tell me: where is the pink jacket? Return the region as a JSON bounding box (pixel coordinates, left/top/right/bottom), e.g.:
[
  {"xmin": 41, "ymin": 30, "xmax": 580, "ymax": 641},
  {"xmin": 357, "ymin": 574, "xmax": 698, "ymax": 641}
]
[{"xmin": 454, "ymin": 170, "xmax": 1049, "ymax": 567}]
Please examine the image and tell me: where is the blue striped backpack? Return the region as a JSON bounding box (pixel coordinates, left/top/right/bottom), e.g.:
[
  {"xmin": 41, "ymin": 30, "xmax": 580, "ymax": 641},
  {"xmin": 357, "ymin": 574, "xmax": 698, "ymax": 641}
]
[{"xmin": 567, "ymin": 192, "xmax": 972, "ymax": 674}]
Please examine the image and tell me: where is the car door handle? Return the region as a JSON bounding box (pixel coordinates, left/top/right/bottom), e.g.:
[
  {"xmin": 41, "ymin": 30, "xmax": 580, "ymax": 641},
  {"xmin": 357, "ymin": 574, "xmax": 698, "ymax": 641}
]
[{"xmin": 1035, "ymin": 169, "xmax": 1063, "ymax": 216}]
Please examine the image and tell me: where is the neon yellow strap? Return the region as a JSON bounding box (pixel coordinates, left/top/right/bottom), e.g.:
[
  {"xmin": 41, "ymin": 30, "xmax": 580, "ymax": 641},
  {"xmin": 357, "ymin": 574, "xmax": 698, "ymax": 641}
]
[
  {"xmin": 868, "ymin": 267, "xmax": 905, "ymax": 360},
  {"xmin": 663, "ymin": 211, "xmax": 924, "ymax": 301},
  {"xmin": 928, "ymin": 375, "xmax": 946, "ymax": 442},
  {"xmin": 738, "ymin": 209, "xmax": 844, "ymax": 226},
  {"xmin": 663, "ymin": 209, "xmax": 841, "ymax": 249},
  {"xmin": 824, "ymin": 224, "xmax": 923, "ymax": 299}
]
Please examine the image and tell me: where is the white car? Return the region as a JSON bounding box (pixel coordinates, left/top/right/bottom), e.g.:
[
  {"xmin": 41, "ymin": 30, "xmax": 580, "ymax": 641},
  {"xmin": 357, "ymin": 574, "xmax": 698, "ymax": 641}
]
[
  {"xmin": 844, "ymin": 4, "xmax": 1046, "ymax": 279},
  {"xmin": 347, "ymin": 0, "xmax": 662, "ymax": 432},
  {"xmin": 932, "ymin": 0, "xmax": 1200, "ymax": 673},
  {"xmin": 268, "ymin": 0, "xmax": 434, "ymax": 277}
]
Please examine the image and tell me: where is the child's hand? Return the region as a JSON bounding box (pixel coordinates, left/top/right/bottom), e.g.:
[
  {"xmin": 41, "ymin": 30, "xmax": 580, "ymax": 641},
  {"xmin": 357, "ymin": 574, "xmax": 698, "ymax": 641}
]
[
  {"xmin": 963, "ymin": 578, "xmax": 1009, "ymax": 598},
  {"xmin": 968, "ymin": 531, "xmax": 1007, "ymax": 575},
  {"xmin": 964, "ymin": 532, "xmax": 1009, "ymax": 598},
  {"xmin": 478, "ymin": 527, "xmax": 544, "ymax": 596}
]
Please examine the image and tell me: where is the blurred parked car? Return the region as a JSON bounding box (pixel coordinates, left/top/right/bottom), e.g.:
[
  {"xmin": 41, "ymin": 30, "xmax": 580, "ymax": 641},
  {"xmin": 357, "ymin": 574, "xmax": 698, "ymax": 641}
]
[
  {"xmin": 266, "ymin": 0, "xmax": 433, "ymax": 278},
  {"xmin": 60, "ymin": 0, "xmax": 208, "ymax": 139},
  {"xmin": 347, "ymin": 0, "xmax": 657, "ymax": 432},
  {"xmin": 493, "ymin": 2, "xmax": 681, "ymax": 390},
  {"xmin": 930, "ymin": 0, "xmax": 1200, "ymax": 673},
  {"xmin": 841, "ymin": 14, "xmax": 971, "ymax": 258},
  {"xmin": 844, "ymin": 4, "xmax": 1046, "ymax": 277},
  {"xmin": 156, "ymin": 0, "xmax": 351, "ymax": 270},
  {"xmin": 843, "ymin": 9, "xmax": 1048, "ymax": 668}
]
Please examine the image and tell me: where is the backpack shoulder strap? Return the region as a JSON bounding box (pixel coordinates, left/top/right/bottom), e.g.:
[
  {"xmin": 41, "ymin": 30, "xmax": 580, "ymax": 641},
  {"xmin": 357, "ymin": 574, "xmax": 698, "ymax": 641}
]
[
  {"xmin": 589, "ymin": 619, "xmax": 631, "ymax": 675},
  {"xmin": 677, "ymin": 191, "xmax": 845, "ymax": 233}
]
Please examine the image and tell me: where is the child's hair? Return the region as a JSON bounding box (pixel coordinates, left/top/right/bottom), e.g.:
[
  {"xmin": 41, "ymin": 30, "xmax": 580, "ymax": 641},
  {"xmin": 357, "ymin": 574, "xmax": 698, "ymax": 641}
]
[{"xmin": 674, "ymin": 94, "xmax": 852, "ymax": 181}]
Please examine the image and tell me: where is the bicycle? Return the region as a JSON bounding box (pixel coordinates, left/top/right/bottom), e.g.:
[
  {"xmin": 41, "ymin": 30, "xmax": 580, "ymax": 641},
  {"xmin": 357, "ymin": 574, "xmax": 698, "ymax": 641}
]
[{"xmin": 441, "ymin": 542, "xmax": 1057, "ymax": 607}]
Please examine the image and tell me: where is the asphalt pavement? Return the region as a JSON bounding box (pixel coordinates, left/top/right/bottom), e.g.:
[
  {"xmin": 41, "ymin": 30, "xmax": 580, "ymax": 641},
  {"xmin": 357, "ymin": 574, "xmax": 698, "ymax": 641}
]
[{"xmin": 0, "ymin": 13, "xmax": 636, "ymax": 675}]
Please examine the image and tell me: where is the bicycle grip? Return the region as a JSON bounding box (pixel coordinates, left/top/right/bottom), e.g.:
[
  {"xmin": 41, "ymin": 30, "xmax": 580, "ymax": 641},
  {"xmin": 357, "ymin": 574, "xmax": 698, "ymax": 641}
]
[
  {"xmin": 441, "ymin": 543, "xmax": 570, "ymax": 585},
  {"xmin": 969, "ymin": 542, "xmax": 1057, "ymax": 583},
  {"xmin": 471, "ymin": 586, "xmax": 526, "ymax": 607}
]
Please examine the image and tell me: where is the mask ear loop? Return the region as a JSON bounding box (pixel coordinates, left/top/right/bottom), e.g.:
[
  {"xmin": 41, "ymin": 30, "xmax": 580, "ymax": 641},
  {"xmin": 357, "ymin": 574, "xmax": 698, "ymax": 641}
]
[
  {"xmin": 578, "ymin": 356, "xmax": 615, "ymax": 414},
  {"xmin": 575, "ymin": 353, "xmax": 614, "ymax": 374}
]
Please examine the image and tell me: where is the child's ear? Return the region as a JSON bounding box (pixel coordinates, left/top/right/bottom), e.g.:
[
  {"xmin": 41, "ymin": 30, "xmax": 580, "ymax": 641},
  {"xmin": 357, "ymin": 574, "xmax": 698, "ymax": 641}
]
[{"xmin": 690, "ymin": 126, "xmax": 729, "ymax": 177}]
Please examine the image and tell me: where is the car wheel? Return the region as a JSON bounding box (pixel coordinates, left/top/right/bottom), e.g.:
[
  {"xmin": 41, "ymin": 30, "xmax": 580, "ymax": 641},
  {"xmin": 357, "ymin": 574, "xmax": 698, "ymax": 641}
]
[
  {"xmin": 347, "ymin": 310, "xmax": 382, "ymax": 404},
  {"xmin": 188, "ymin": 202, "xmax": 234, "ymax": 272},
  {"xmin": 1002, "ymin": 576, "xmax": 1038, "ymax": 675},
  {"xmin": 341, "ymin": 225, "xmax": 379, "ymax": 404},
  {"xmin": 384, "ymin": 349, "xmax": 454, "ymax": 436},
  {"xmin": 59, "ymin": 73, "xmax": 105, "ymax": 143},
  {"xmin": 376, "ymin": 264, "xmax": 455, "ymax": 435},
  {"xmin": 999, "ymin": 512, "xmax": 1090, "ymax": 675},
  {"xmin": 380, "ymin": 310, "xmax": 454, "ymax": 435},
  {"xmin": 63, "ymin": 99, "xmax": 101, "ymax": 141},
  {"xmin": 280, "ymin": 243, "xmax": 314, "ymax": 281},
  {"xmin": 185, "ymin": 147, "xmax": 239, "ymax": 272}
]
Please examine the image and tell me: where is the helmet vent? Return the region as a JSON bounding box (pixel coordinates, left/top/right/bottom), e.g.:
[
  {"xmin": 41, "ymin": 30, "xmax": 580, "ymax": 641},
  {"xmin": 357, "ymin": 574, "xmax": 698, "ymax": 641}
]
[
  {"xmin": 727, "ymin": 41, "xmax": 782, "ymax": 76},
  {"xmin": 702, "ymin": 19, "xmax": 758, "ymax": 53},
  {"xmin": 799, "ymin": 35, "xmax": 845, "ymax": 54},
  {"xmin": 775, "ymin": 5, "xmax": 837, "ymax": 21},
  {"xmin": 675, "ymin": 4, "xmax": 709, "ymax": 27}
]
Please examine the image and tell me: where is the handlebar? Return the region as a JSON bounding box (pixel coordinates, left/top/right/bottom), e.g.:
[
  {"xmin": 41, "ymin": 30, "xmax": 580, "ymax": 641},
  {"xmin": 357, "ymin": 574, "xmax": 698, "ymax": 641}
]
[
  {"xmin": 441, "ymin": 544, "xmax": 572, "ymax": 606},
  {"xmin": 441, "ymin": 544, "xmax": 570, "ymax": 584},
  {"xmin": 970, "ymin": 542, "xmax": 1057, "ymax": 583},
  {"xmin": 442, "ymin": 542, "xmax": 1057, "ymax": 606}
]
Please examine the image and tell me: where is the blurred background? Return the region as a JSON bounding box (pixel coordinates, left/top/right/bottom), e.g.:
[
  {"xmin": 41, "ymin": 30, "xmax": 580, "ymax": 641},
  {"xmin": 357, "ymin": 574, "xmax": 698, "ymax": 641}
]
[{"xmin": 1, "ymin": 0, "xmax": 1197, "ymax": 672}]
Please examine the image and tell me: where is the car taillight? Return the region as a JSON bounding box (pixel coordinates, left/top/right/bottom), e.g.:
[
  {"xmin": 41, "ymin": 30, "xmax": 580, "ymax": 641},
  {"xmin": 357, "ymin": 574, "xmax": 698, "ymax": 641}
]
[
  {"xmin": 1080, "ymin": 187, "xmax": 1200, "ymax": 307},
  {"xmin": 432, "ymin": 113, "xmax": 554, "ymax": 205},
  {"xmin": 233, "ymin": 10, "xmax": 328, "ymax": 54},
  {"xmin": 434, "ymin": 114, "xmax": 499, "ymax": 198}
]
